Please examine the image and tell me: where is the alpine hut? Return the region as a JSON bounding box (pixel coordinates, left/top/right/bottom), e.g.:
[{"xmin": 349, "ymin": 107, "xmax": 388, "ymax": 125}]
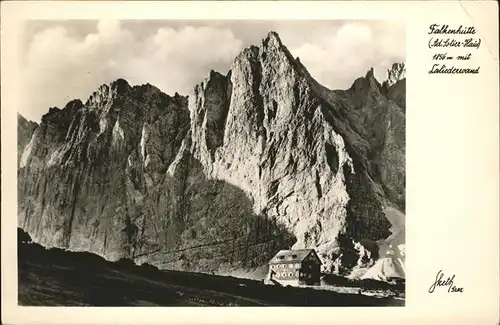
[{"xmin": 266, "ymin": 249, "xmax": 322, "ymax": 286}]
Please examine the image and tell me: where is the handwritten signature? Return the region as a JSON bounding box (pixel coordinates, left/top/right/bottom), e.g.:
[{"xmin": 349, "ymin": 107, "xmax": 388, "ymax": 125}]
[{"xmin": 428, "ymin": 270, "xmax": 464, "ymax": 293}]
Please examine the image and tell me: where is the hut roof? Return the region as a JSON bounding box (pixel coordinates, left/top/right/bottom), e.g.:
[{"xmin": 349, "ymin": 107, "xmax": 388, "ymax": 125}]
[{"xmin": 268, "ymin": 249, "xmax": 321, "ymax": 265}]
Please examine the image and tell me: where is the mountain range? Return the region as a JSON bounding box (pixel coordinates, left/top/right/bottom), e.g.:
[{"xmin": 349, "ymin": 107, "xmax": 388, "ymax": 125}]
[{"xmin": 17, "ymin": 31, "xmax": 405, "ymax": 281}]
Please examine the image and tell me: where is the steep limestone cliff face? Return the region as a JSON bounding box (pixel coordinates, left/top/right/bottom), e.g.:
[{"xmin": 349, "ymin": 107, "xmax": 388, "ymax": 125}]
[
  {"xmin": 19, "ymin": 80, "xmax": 191, "ymax": 260},
  {"xmin": 188, "ymin": 33, "xmax": 404, "ymax": 274},
  {"xmin": 18, "ymin": 31, "xmax": 405, "ymax": 278}
]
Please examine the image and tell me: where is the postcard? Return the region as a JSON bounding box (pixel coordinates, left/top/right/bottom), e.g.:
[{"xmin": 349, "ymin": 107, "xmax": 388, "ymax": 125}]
[{"xmin": 1, "ymin": 1, "xmax": 498, "ymax": 324}]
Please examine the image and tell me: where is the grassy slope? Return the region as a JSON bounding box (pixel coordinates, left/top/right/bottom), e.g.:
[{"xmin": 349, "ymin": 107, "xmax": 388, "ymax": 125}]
[{"xmin": 18, "ymin": 231, "xmax": 404, "ymax": 307}]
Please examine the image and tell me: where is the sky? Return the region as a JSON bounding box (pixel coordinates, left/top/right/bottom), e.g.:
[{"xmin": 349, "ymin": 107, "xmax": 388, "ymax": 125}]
[{"xmin": 20, "ymin": 20, "xmax": 405, "ymax": 122}]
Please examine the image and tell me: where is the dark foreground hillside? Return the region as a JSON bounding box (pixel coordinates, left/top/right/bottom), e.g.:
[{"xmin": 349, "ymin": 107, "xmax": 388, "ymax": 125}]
[{"xmin": 18, "ymin": 229, "xmax": 404, "ymax": 306}]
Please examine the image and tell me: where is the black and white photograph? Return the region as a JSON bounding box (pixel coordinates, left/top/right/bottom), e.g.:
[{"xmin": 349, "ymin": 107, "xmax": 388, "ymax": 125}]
[{"xmin": 16, "ymin": 19, "xmax": 406, "ymax": 307}]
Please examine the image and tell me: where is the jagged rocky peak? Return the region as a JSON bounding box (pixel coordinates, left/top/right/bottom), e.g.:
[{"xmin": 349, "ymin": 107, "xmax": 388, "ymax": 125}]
[
  {"xmin": 111, "ymin": 78, "xmax": 131, "ymax": 93},
  {"xmin": 365, "ymin": 67, "xmax": 383, "ymax": 88},
  {"xmin": 230, "ymin": 31, "xmax": 298, "ymax": 73},
  {"xmin": 82, "ymin": 78, "xmax": 189, "ymax": 125},
  {"xmin": 265, "ymin": 30, "xmax": 282, "ymax": 44},
  {"xmin": 85, "ymin": 78, "xmax": 131, "ymax": 107},
  {"xmin": 261, "ymin": 31, "xmax": 302, "ymax": 69},
  {"xmin": 349, "ymin": 67, "xmax": 378, "ymax": 89},
  {"xmin": 365, "ymin": 67, "xmax": 375, "ymax": 78},
  {"xmin": 40, "ymin": 100, "xmax": 83, "ymax": 127},
  {"xmin": 384, "ymin": 62, "xmax": 406, "ymax": 88},
  {"xmin": 262, "ymin": 30, "xmax": 287, "ymax": 54},
  {"xmin": 345, "ymin": 66, "xmax": 386, "ymax": 111},
  {"xmin": 132, "ymin": 81, "xmax": 169, "ymax": 97},
  {"xmin": 85, "ymin": 78, "xmax": 170, "ymax": 107}
]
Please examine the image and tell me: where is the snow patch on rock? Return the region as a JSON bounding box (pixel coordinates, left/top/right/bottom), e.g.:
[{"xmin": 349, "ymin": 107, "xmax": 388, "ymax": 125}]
[
  {"xmin": 352, "ymin": 206, "xmax": 405, "ymax": 280},
  {"xmin": 140, "ymin": 123, "xmax": 149, "ymax": 163},
  {"xmin": 20, "ymin": 133, "xmax": 36, "ymax": 168},
  {"xmin": 112, "ymin": 118, "xmax": 125, "ymax": 143}
]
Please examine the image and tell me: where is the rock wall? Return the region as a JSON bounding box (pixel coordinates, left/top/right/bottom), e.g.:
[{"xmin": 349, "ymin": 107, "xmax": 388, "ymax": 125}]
[{"xmin": 18, "ymin": 31, "xmax": 405, "ymax": 278}]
